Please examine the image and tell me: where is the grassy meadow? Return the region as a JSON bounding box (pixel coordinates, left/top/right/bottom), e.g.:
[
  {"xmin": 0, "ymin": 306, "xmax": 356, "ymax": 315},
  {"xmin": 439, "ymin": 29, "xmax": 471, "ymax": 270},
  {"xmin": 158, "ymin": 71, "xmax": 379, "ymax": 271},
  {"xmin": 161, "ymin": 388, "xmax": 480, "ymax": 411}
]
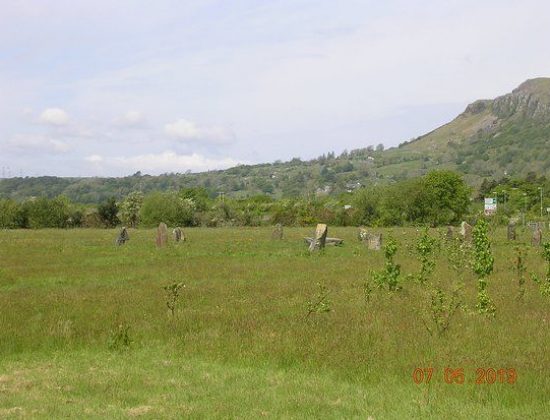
[{"xmin": 1, "ymin": 226, "xmax": 549, "ymax": 418}]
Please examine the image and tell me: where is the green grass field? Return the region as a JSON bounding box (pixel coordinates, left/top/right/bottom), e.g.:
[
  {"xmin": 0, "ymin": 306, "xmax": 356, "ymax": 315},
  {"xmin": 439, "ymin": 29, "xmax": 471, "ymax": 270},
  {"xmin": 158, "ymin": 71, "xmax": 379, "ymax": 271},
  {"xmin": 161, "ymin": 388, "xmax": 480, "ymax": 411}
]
[{"xmin": 1, "ymin": 227, "xmax": 549, "ymax": 419}]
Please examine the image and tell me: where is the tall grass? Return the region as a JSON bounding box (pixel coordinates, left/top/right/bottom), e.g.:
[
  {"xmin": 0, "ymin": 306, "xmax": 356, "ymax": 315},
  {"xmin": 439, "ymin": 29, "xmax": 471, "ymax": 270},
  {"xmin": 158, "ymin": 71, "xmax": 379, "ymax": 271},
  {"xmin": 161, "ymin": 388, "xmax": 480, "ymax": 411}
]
[{"xmin": 0, "ymin": 227, "xmax": 549, "ymax": 418}]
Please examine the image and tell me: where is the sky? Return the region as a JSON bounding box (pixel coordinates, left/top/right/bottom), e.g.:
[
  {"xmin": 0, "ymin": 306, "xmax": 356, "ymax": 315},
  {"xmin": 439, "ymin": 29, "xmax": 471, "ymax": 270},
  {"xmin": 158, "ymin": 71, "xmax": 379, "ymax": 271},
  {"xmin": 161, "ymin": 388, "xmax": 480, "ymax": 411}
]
[{"xmin": 1, "ymin": 0, "xmax": 550, "ymax": 177}]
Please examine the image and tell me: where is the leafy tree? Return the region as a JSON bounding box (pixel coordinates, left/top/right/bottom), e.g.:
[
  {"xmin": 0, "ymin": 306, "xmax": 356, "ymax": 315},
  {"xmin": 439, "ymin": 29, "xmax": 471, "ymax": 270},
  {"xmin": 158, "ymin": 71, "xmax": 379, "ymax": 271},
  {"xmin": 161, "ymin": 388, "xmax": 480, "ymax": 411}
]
[
  {"xmin": 352, "ymin": 188, "xmax": 380, "ymax": 225},
  {"xmin": 421, "ymin": 170, "xmax": 471, "ymax": 226},
  {"xmin": 0, "ymin": 199, "xmax": 20, "ymax": 228},
  {"xmin": 98, "ymin": 197, "xmax": 120, "ymax": 227},
  {"xmin": 140, "ymin": 191, "xmax": 197, "ymax": 227},
  {"xmin": 25, "ymin": 196, "xmax": 71, "ymax": 228},
  {"xmin": 118, "ymin": 191, "xmax": 144, "ymax": 228},
  {"xmin": 472, "ymin": 218, "xmax": 496, "ymax": 315}
]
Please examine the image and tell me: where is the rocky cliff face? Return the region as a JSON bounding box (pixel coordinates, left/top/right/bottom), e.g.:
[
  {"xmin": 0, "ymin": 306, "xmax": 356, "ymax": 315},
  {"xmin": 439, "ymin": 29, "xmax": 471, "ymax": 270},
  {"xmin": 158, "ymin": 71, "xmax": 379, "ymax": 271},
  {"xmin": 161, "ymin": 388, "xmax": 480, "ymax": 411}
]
[{"xmin": 491, "ymin": 78, "xmax": 550, "ymax": 121}]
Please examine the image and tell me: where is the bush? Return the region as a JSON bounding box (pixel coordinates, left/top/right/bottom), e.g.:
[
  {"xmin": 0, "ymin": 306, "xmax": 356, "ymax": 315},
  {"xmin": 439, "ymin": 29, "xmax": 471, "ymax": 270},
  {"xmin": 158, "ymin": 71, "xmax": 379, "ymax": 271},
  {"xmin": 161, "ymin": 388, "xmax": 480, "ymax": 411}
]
[
  {"xmin": 0, "ymin": 199, "xmax": 20, "ymax": 228},
  {"xmin": 24, "ymin": 196, "xmax": 71, "ymax": 228},
  {"xmin": 140, "ymin": 191, "xmax": 197, "ymax": 227},
  {"xmin": 97, "ymin": 197, "xmax": 120, "ymax": 227}
]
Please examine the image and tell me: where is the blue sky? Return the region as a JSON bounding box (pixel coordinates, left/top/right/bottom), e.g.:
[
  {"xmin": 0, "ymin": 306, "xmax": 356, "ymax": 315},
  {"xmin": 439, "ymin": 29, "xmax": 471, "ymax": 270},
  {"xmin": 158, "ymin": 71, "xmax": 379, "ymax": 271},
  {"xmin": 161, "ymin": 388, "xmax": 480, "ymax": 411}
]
[{"xmin": 1, "ymin": 0, "xmax": 550, "ymax": 176}]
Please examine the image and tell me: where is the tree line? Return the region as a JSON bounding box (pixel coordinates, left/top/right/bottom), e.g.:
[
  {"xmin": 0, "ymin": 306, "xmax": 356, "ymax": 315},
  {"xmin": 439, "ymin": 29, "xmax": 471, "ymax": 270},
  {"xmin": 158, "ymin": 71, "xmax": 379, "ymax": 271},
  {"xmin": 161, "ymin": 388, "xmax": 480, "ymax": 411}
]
[{"xmin": 0, "ymin": 170, "xmax": 547, "ymax": 229}]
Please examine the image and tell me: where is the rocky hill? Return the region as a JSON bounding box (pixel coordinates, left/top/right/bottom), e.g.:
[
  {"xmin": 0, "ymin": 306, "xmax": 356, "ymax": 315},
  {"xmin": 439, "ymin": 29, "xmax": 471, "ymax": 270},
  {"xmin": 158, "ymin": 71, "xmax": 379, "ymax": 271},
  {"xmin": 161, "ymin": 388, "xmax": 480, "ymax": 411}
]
[
  {"xmin": 1, "ymin": 78, "xmax": 550, "ymax": 203},
  {"xmin": 399, "ymin": 78, "xmax": 550, "ymax": 179}
]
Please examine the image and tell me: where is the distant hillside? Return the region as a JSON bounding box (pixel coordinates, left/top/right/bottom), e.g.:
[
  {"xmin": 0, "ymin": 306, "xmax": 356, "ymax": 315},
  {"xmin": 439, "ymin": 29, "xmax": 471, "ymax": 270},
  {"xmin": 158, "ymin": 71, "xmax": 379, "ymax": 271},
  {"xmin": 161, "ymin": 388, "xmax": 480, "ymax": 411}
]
[
  {"xmin": 397, "ymin": 78, "xmax": 550, "ymax": 178},
  {"xmin": 1, "ymin": 78, "xmax": 550, "ymax": 203}
]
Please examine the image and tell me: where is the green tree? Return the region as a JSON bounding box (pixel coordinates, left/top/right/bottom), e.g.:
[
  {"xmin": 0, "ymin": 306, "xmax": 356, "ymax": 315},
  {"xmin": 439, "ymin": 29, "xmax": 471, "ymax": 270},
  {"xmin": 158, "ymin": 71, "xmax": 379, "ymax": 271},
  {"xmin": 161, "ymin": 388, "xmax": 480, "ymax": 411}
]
[
  {"xmin": 0, "ymin": 199, "xmax": 22, "ymax": 228},
  {"xmin": 118, "ymin": 191, "xmax": 144, "ymax": 228},
  {"xmin": 140, "ymin": 191, "xmax": 197, "ymax": 227},
  {"xmin": 98, "ymin": 197, "xmax": 120, "ymax": 227},
  {"xmin": 420, "ymin": 170, "xmax": 471, "ymax": 226},
  {"xmin": 472, "ymin": 218, "xmax": 495, "ymax": 315},
  {"xmin": 25, "ymin": 196, "xmax": 71, "ymax": 228}
]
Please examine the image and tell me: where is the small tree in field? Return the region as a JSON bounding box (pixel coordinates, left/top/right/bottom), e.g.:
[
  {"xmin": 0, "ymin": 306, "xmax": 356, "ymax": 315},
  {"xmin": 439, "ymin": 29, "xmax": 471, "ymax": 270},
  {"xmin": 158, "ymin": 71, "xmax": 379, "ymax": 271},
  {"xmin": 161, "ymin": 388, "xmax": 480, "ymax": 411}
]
[
  {"xmin": 472, "ymin": 218, "xmax": 495, "ymax": 315},
  {"xmin": 414, "ymin": 228, "xmax": 438, "ymax": 284},
  {"xmin": 98, "ymin": 197, "xmax": 119, "ymax": 227},
  {"xmin": 372, "ymin": 237, "xmax": 401, "ymax": 291},
  {"xmin": 514, "ymin": 246, "xmax": 527, "ymax": 300},
  {"xmin": 119, "ymin": 191, "xmax": 144, "ymax": 228},
  {"xmin": 532, "ymin": 242, "xmax": 550, "ymax": 297}
]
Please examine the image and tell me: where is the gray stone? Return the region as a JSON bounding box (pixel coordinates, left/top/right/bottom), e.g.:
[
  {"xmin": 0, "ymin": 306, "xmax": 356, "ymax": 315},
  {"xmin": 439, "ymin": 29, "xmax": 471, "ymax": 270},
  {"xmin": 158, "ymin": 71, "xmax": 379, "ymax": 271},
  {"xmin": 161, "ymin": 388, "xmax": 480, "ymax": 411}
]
[
  {"xmin": 304, "ymin": 237, "xmax": 343, "ymax": 246},
  {"xmin": 532, "ymin": 227, "xmax": 542, "ymax": 247},
  {"xmin": 460, "ymin": 221, "xmax": 473, "ymax": 242},
  {"xmin": 358, "ymin": 227, "xmax": 368, "ymax": 242},
  {"xmin": 116, "ymin": 227, "xmax": 129, "ymax": 246},
  {"xmin": 156, "ymin": 222, "xmax": 168, "ymax": 247},
  {"xmin": 446, "ymin": 226, "xmax": 454, "ymax": 241},
  {"xmin": 271, "ymin": 224, "xmax": 283, "ymax": 240},
  {"xmin": 507, "ymin": 222, "xmax": 517, "ymax": 241},
  {"xmin": 308, "ymin": 223, "xmax": 328, "ymax": 252},
  {"xmin": 173, "ymin": 227, "xmax": 184, "ymax": 242},
  {"xmin": 366, "ymin": 233, "xmax": 382, "ymax": 250}
]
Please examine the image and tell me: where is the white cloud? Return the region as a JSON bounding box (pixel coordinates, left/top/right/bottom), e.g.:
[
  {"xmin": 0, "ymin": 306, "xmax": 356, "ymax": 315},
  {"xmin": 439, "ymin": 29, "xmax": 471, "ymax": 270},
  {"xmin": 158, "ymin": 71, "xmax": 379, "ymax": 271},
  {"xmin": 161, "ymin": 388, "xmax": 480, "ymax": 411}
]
[
  {"xmin": 85, "ymin": 154, "xmax": 103, "ymax": 163},
  {"xmin": 3, "ymin": 134, "xmax": 70, "ymax": 154},
  {"xmin": 39, "ymin": 108, "xmax": 69, "ymax": 126},
  {"xmin": 164, "ymin": 119, "xmax": 233, "ymax": 144},
  {"xmin": 85, "ymin": 151, "xmax": 246, "ymax": 174},
  {"xmin": 115, "ymin": 110, "xmax": 146, "ymax": 127}
]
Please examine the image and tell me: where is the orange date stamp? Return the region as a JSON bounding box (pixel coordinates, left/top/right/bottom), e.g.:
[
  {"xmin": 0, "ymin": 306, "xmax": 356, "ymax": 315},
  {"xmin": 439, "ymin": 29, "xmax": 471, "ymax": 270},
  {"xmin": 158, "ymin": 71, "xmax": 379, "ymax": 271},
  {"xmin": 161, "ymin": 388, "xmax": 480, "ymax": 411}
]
[{"xmin": 413, "ymin": 367, "xmax": 517, "ymax": 384}]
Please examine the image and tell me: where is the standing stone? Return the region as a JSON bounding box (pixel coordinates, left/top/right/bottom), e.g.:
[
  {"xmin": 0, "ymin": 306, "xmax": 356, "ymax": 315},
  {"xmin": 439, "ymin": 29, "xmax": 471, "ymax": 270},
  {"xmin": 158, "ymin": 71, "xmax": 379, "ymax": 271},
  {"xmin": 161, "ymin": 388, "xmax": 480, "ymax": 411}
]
[
  {"xmin": 173, "ymin": 227, "xmax": 183, "ymax": 242},
  {"xmin": 507, "ymin": 222, "xmax": 517, "ymax": 241},
  {"xmin": 308, "ymin": 223, "xmax": 328, "ymax": 252},
  {"xmin": 460, "ymin": 221, "xmax": 473, "ymax": 242},
  {"xmin": 446, "ymin": 226, "xmax": 454, "ymax": 241},
  {"xmin": 116, "ymin": 227, "xmax": 129, "ymax": 246},
  {"xmin": 358, "ymin": 227, "xmax": 368, "ymax": 242},
  {"xmin": 532, "ymin": 227, "xmax": 543, "ymax": 247},
  {"xmin": 367, "ymin": 233, "xmax": 382, "ymax": 251},
  {"xmin": 271, "ymin": 223, "xmax": 283, "ymax": 240},
  {"xmin": 156, "ymin": 223, "xmax": 168, "ymax": 247}
]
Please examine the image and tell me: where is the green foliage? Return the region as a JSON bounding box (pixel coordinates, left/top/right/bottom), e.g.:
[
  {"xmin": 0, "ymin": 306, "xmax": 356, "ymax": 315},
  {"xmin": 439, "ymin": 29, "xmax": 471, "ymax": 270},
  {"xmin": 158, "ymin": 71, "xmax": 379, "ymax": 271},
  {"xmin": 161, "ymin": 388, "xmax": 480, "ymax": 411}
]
[
  {"xmin": 414, "ymin": 228, "xmax": 439, "ymax": 284},
  {"xmin": 140, "ymin": 191, "xmax": 197, "ymax": 227},
  {"xmin": 306, "ymin": 283, "xmax": 331, "ymax": 317},
  {"xmin": 164, "ymin": 282, "xmax": 185, "ymax": 317},
  {"xmin": 372, "ymin": 237, "xmax": 401, "ymax": 291},
  {"xmin": 421, "ymin": 286, "xmax": 462, "ymax": 337},
  {"xmin": 25, "ymin": 196, "xmax": 72, "ymax": 228},
  {"xmin": 0, "ymin": 198, "xmax": 20, "ymax": 228},
  {"xmin": 2, "ymin": 226, "xmax": 550, "ymax": 417},
  {"xmin": 118, "ymin": 191, "xmax": 144, "ymax": 228},
  {"xmin": 472, "ymin": 219, "xmax": 495, "ymax": 315},
  {"xmin": 97, "ymin": 197, "xmax": 119, "ymax": 227},
  {"xmin": 421, "ymin": 170, "xmax": 471, "ymax": 226},
  {"xmin": 107, "ymin": 322, "xmax": 132, "ymax": 351},
  {"xmin": 532, "ymin": 242, "xmax": 550, "ymax": 297},
  {"xmin": 363, "ymin": 280, "xmax": 374, "ymax": 304},
  {"xmin": 514, "ymin": 246, "xmax": 527, "ymax": 300}
]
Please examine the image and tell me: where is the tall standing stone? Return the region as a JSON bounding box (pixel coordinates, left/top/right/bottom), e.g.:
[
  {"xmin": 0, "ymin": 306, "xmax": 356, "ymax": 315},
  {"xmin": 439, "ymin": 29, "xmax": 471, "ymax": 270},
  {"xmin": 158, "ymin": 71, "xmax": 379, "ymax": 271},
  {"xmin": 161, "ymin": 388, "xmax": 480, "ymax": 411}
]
[
  {"xmin": 156, "ymin": 223, "xmax": 168, "ymax": 247},
  {"xmin": 532, "ymin": 227, "xmax": 542, "ymax": 247},
  {"xmin": 308, "ymin": 223, "xmax": 328, "ymax": 252},
  {"xmin": 173, "ymin": 227, "xmax": 183, "ymax": 242},
  {"xmin": 271, "ymin": 224, "xmax": 283, "ymax": 240},
  {"xmin": 116, "ymin": 227, "xmax": 129, "ymax": 246},
  {"xmin": 446, "ymin": 226, "xmax": 454, "ymax": 241},
  {"xmin": 460, "ymin": 221, "xmax": 473, "ymax": 242},
  {"xmin": 507, "ymin": 222, "xmax": 517, "ymax": 241},
  {"xmin": 367, "ymin": 233, "xmax": 382, "ymax": 250}
]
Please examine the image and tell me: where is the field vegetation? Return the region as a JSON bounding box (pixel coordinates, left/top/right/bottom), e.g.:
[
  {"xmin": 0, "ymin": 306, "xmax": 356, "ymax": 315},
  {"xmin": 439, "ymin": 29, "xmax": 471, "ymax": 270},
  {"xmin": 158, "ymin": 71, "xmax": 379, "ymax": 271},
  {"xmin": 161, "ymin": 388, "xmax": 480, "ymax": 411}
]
[{"xmin": 1, "ymin": 226, "xmax": 549, "ymax": 418}]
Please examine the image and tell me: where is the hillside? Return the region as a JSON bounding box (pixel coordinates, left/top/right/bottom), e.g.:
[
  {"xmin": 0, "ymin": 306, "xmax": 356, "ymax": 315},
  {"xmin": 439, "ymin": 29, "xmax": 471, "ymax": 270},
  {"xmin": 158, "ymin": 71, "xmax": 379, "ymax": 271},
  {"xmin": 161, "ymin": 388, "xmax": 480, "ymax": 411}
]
[
  {"xmin": 398, "ymin": 78, "xmax": 550, "ymax": 178},
  {"xmin": 1, "ymin": 78, "xmax": 550, "ymax": 203}
]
